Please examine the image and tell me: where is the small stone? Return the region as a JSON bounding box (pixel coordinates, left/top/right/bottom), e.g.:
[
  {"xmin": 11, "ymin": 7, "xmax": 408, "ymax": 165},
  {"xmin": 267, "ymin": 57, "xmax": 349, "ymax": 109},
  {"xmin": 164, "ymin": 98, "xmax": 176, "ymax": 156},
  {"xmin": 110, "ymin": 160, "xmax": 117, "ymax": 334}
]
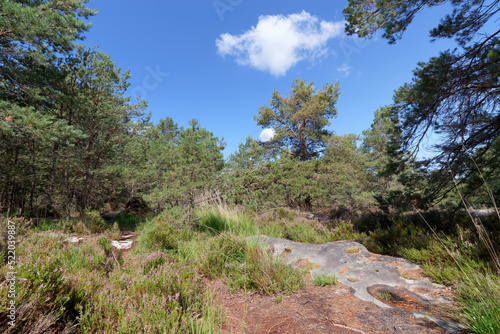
[
  {"xmin": 111, "ymin": 240, "xmax": 133, "ymax": 250},
  {"xmin": 65, "ymin": 237, "xmax": 83, "ymax": 243}
]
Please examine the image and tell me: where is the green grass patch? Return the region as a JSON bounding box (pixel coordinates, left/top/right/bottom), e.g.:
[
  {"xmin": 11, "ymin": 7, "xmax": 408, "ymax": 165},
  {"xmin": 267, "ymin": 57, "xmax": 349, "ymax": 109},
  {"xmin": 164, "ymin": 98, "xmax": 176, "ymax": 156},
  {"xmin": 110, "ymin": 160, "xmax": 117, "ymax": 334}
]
[
  {"xmin": 313, "ymin": 274, "xmax": 338, "ymax": 286},
  {"xmin": 115, "ymin": 214, "xmax": 139, "ymax": 230},
  {"xmin": 377, "ymin": 291, "xmax": 393, "ymax": 302},
  {"xmin": 196, "ymin": 205, "xmax": 259, "ymax": 237},
  {"xmin": 198, "ymin": 233, "xmax": 305, "ymax": 295},
  {"xmin": 456, "ymin": 266, "xmax": 500, "ymax": 334}
]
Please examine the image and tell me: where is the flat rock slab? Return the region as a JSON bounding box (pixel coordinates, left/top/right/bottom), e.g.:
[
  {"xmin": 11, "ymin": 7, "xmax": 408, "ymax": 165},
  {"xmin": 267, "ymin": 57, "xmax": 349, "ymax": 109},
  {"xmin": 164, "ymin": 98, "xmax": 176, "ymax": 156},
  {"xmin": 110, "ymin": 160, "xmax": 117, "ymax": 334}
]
[
  {"xmin": 213, "ymin": 280, "xmax": 452, "ymax": 334},
  {"xmin": 111, "ymin": 235, "xmax": 134, "ymax": 250},
  {"xmin": 247, "ymin": 235, "xmax": 466, "ymax": 332}
]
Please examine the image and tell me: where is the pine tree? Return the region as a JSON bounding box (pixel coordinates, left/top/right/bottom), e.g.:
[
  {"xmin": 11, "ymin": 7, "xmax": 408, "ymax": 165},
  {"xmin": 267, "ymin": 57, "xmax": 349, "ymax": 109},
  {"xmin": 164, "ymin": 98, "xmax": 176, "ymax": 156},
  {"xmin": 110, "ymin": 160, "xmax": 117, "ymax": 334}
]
[
  {"xmin": 344, "ymin": 0, "xmax": 500, "ymax": 205},
  {"xmin": 0, "ymin": 0, "xmax": 96, "ymax": 216},
  {"xmin": 255, "ymin": 78, "xmax": 341, "ymax": 161}
]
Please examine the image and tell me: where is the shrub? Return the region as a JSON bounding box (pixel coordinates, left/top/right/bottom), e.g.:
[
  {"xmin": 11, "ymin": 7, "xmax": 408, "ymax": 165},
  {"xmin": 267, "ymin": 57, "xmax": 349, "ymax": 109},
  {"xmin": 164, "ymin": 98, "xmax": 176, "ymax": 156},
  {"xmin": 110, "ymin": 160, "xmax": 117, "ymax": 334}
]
[
  {"xmin": 0, "ymin": 217, "xmax": 31, "ymax": 264},
  {"xmin": 0, "ymin": 234, "xmax": 85, "ymax": 332},
  {"xmin": 137, "ymin": 208, "xmax": 194, "ymax": 252},
  {"xmin": 115, "ymin": 214, "xmax": 139, "ymax": 230},
  {"xmin": 358, "ymin": 217, "xmax": 431, "ymax": 256},
  {"xmin": 77, "ymin": 252, "xmax": 218, "ymax": 333},
  {"xmin": 83, "ymin": 210, "xmax": 109, "ymax": 233},
  {"xmin": 141, "ymin": 220, "xmax": 179, "ymax": 251}
]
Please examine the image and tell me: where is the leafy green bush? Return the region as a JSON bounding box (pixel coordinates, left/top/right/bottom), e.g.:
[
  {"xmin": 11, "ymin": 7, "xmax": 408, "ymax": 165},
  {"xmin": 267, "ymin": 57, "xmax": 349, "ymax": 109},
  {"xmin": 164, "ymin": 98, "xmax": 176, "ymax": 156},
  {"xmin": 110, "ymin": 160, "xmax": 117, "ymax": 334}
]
[
  {"xmin": 115, "ymin": 214, "xmax": 139, "ymax": 230},
  {"xmin": 141, "ymin": 220, "xmax": 179, "ymax": 251},
  {"xmin": 358, "ymin": 217, "xmax": 431, "ymax": 255},
  {"xmin": 137, "ymin": 208, "xmax": 194, "ymax": 252},
  {"xmin": 83, "ymin": 210, "xmax": 109, "ymax": 233}
]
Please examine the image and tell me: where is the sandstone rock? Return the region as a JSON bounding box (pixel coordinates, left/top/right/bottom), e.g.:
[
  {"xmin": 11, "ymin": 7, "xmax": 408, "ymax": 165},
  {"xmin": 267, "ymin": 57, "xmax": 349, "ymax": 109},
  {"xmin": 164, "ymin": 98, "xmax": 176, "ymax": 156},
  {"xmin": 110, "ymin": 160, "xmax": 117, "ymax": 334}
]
[{"xmin": 247, "ymin": 235, "xmax": 467, "ymax": 332}]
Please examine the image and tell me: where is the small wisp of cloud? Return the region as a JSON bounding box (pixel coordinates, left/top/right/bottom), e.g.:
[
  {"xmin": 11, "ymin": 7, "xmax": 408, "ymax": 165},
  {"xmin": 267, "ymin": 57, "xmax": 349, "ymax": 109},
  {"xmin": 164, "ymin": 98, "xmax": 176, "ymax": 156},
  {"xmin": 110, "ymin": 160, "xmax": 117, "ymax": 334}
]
[
  {"xmin": 260, "ymin": 128, "xmax": 275, "ymax": 142},
  {"xmin": 216, "ymin": 11, "xmax": 345, "ymax": 76}
]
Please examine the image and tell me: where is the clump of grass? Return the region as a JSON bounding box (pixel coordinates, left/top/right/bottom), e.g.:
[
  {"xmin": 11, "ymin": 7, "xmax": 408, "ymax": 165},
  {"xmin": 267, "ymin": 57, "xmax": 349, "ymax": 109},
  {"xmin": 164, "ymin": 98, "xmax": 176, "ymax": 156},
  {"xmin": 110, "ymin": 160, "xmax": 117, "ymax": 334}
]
[
  {"xmin": 346, "ymin": 246, "xmax": 361, "ymax": 254},
  {"xmin": 199, "ymin": 233, "xmax": 304, "ymax": 295},
  {"xmin": 242, "ymin": 242, "xmax": 305, "ymax": 295},
  {"xmin": 377, "ymin": 291, "xmax": 393, "ymax": 302},
  {"xmin": 456, "ymin": 268, "xmax": 500, "ymax": 334},
  {"xmin": 200, "ymin": 233, "xmax": 248, "ymax": 278},
  {"xmin": 274, "ymin": 207, "xmax": 298, "ymax": 221},
  {"xmin": 273, "ymin": 218, "xmax": 332, "ymax": 244},
  {"xmin": 275, "ymin": 295, "xmax": 283, "ymax": 303},
  {"xmin": 196, "ymin": 205, "xmax": 366, "ymax": 245},
  {"xmin": 257, "ymin": 210, "xmax": 367, "ymax": 244},
  {"xmin": 197, "ymin": 205, "xmax": 259, "ymax": 237},
  {"xmin": 313, "ymin": 274, "xmax": 338, "ymax": 286}
]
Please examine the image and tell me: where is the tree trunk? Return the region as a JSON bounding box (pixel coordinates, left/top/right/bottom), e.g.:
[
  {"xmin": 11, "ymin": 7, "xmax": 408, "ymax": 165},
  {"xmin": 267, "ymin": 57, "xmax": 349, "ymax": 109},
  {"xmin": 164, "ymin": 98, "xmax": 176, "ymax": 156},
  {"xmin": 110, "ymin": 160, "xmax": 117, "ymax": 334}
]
[
  {"xmin": 29, "ymin": 140, "xmax": 36, "ymax": 218},
  {"xmin": 46, "ymin": 142, "xmax": 59, "ymax": 216},
  {"xmin": 65, "ymin": 107, "xmax": 73, "ymax": 219},
  {"xmin": 64, "ymin": 159, "xmax": 71, "ymax": 219},
  {"xmin": 7, "ymin": 148, "xmax": 19, "ymax": 218}
]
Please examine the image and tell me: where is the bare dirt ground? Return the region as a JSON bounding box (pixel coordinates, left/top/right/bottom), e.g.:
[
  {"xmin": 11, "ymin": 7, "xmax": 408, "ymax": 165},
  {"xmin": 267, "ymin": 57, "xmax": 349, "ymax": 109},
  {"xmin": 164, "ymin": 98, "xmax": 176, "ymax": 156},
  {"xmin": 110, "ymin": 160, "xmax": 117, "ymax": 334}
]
[{"xmin": 209, "ymin": 276, "xmax": 460, "ymax": 334}]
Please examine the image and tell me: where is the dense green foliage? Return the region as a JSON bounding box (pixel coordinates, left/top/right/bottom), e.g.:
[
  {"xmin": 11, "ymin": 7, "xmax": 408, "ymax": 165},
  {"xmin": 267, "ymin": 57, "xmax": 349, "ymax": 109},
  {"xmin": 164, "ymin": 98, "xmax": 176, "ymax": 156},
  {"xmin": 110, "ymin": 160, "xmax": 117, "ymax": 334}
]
[
  {"xmin": 1, "ymin": 2, "xmax": 500, "ymax": 332},
  {"xmin": 344, "ymin": 0, "xmax": 500, "ymax": 207},
  {"xmin": 255, "ymin": 78, "xmax": 341, "ymax": 161},
  {"xmin": 1, "ymin": 0, "xmax": 497, "ymax": 220}
]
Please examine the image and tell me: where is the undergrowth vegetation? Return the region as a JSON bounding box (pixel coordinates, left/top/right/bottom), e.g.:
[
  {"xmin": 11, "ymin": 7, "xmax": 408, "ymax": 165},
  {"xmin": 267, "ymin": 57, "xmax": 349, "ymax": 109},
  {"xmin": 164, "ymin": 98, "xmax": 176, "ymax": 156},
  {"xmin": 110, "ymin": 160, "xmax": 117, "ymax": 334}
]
[{"xmin": 1, "ymin": 203, "xmax": 499, "ymax": 333}]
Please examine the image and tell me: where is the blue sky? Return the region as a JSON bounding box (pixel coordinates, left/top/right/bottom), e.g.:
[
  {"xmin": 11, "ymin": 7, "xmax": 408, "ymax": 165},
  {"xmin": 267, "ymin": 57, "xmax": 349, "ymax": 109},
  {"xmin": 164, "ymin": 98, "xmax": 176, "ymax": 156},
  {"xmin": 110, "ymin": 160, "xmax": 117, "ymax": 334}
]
[{"xmin": 82, "ymin": 0, "xmax": 457, "ymax": 157}]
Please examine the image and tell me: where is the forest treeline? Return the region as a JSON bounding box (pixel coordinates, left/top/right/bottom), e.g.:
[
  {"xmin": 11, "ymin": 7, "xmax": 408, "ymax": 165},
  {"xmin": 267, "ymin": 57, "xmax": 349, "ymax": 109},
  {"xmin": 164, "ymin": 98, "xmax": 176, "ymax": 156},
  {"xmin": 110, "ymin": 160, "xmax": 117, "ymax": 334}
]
[{"xmin": 1, "ymin": 0, "xmax": 499, "ymax": 218}]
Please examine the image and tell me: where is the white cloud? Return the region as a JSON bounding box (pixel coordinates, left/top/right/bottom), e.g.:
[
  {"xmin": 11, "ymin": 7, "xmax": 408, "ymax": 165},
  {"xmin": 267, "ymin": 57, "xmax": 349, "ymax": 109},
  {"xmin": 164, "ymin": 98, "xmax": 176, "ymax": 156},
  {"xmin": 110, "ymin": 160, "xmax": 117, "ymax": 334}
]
[
  {"xmin": 260, "ymin": 128, "xmax": 275, "ymax": 142},
  {"xmin": 216, "ymin": 11, "xmax": 345, "ymax": 76},
  {"xmin": 337, "ymin": 62, "xmax": 351, "ymax": 76}
]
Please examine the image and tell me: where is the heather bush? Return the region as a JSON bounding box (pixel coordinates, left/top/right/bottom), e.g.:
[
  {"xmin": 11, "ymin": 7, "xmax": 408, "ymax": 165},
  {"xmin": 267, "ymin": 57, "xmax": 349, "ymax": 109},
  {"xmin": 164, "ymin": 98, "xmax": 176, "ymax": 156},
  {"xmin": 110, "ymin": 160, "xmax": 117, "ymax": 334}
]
[
  {"xmin": 77, "ymin": 252, "xmax": 217, "ymax": 333},
  {"xmin": 136, "ymin": 207, "xmax": 194, "ymax": 253},
  {"xmin": 0, "ymin": 217, "xmax": 31, "ymax": 264},
  {"xmin": 0, "ymin": 226, "xmax": 224, "ymax": 333},
  {"xmin": 0, "ymin": 234, "xmax": 85, "ymax": 332}
]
